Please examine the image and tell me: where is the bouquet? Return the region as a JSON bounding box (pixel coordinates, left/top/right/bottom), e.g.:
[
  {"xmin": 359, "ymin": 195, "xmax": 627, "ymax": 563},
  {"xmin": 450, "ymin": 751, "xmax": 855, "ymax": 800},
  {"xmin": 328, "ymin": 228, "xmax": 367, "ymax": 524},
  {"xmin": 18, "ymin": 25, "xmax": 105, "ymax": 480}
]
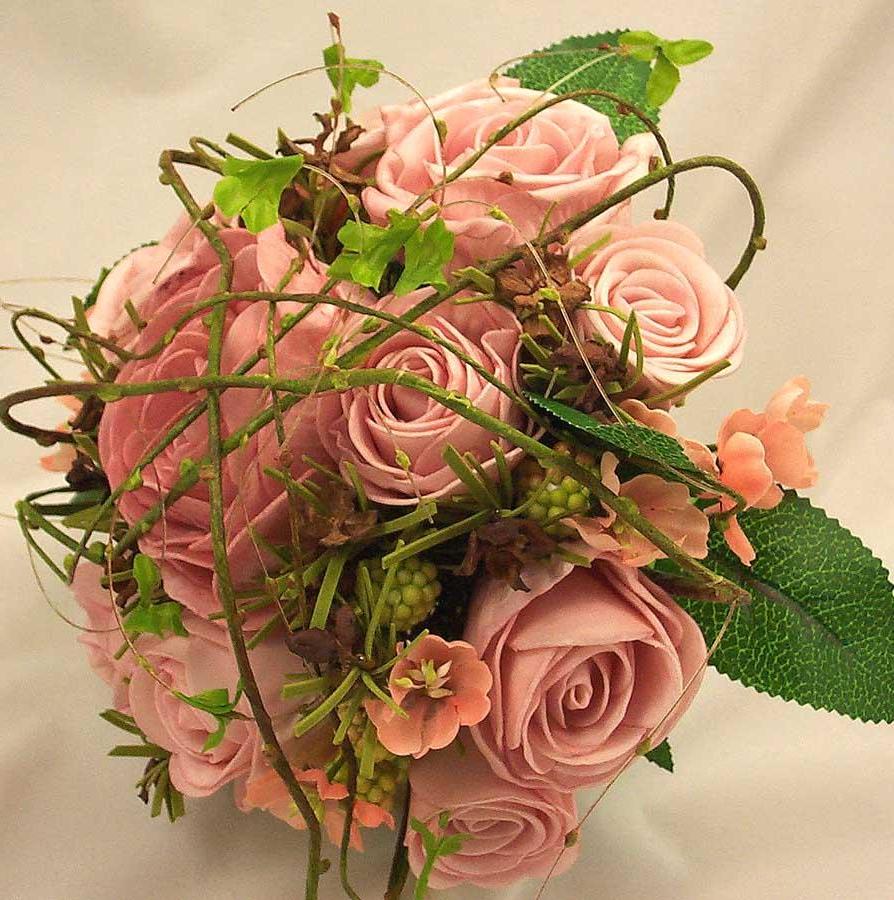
[{"xmin": 5, "ymin": 17, "xmax": 892, "ymax": 898}]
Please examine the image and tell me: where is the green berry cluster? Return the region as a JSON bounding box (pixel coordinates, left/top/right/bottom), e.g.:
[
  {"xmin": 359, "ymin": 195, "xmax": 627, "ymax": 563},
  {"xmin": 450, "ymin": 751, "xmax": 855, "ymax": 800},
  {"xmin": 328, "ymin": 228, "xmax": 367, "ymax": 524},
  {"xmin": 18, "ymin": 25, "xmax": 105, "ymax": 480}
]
[
  {"xmin": 516, "ymin": 444, "xmax": 594, "ymax": 537},
  {"xmin": 366, "ymin": 555, "xmax": 442, "ymax": 630}
]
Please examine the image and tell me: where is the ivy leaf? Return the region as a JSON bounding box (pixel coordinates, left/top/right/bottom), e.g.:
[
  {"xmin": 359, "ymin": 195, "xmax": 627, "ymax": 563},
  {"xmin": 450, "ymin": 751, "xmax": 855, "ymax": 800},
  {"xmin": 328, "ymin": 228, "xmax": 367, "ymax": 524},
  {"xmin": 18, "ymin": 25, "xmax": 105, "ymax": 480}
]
[
  {"xmin": 646, "ymin": 50, "xmax": 681, "ymax": 107},
  {"xmin": 526, "ymin": 392, "xmax": 700, "ymax": 473},
  {"xmin": 643, "ymin": 739, "xmax": 674, "ymax": 773},
  {"xmin": 124, "ymin": 600, "xmax": 188, "ymax": 638},
  {"xmin": 393, "ymin": 219, "xmax": 455, "ymax": 296},
  {"xmin": 329, "ymin": 210, "xmax": 420, "ymax": 290},
  {"xmin": 173, "ymin": 686, "xmax": 245, "ymax": 752},
  {"xmin": 132, "ymin": 553, "xmax": 160, "ymax": 606},
  {"xmin": 618, "ymin": 30, "xmax": 661, "ymax": 61},
  {"xmin": 212, "ymin": 155, "xmax": 304, "ymax": 234},
  {"xmin": 662, "ymin": 39, "xmax": 714, "ymax": 66},
  {"xmin": 677, "ymin": 493, "xmax": 894, "ymax": 724},
  {"xmin": 507, "ymin": 30, "xmax": 659, "ymax": 143},
  {"xmin": 322, "ymin": 43, "xmax": 384, "ymax": 114}
]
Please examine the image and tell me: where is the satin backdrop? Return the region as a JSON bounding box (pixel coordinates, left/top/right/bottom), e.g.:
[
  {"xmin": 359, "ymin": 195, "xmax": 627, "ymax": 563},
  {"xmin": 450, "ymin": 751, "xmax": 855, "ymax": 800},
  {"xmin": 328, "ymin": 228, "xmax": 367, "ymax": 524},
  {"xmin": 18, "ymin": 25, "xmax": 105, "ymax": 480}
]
[{"xmin": 1, "ymin": 1, "xmax": 892, "ymax": 897}]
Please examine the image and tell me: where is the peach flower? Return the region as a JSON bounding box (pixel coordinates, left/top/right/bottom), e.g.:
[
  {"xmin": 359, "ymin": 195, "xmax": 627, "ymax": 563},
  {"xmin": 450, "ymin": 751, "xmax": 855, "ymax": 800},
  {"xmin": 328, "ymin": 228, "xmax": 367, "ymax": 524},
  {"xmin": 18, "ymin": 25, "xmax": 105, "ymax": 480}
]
[
  {"xmin": 569, "ymin": 453, "xmax": 710, "ymax": 567},
  {"xmin": 466, "ymin": 557, "xmax": 706, "ymax": 791},
  {"xmin": 571, "ymin": 220, "xmax": 745, "ymax": 394},
  {"xmin": 315, "ymin": 291, "xmax": 525, "ymax": 505},
  {"xmin": 715, "ymin": 377, "xmax": 827, "ymax": 564},
  {"xmin": 407, "ymin": 742, "xmax": 579, "ymax": 890},
  {"xmin": 366, "ymin": 634, "xmax": 492, "ymax": 758},
  {"xmin": 361, "ymin": 78, "xmax": 656, "ymax": 265},
  {"xmin": 237, "ymin": 762, "xmax": 393, "ymax": 849}
]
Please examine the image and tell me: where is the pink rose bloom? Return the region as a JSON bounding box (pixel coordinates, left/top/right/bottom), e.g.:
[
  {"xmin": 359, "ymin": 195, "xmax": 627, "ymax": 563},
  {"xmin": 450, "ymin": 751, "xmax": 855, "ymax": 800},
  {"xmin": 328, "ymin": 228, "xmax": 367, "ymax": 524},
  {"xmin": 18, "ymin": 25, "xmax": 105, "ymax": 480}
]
[
  {"xmin": 361, "ymin": 78, "xmax": 656, "ymax": 265},
  {"xmin": 569, "ymin": 452, "xmax": 710, "ymax": 567},
  {"xmin": 98, "ymin": 224, "xmax": 345, "ymax": 616},
  {"xmin": 365, "ymin": 634, "xmax": 492, "ymax": 758},
  {"xmin": 571, "ymin": 220, "xmax": 745, "ymax": 394},
  {"xmin": 238, "ymin": 763, "xmax": 393, "ymax": 849},
  {"xmin": 71, "ymin": 561, "xmax": 137, "ymax": 712},
  {"xmin": 407, "ymin": 743, "xmax": 579, "ymax": 890},
  {"xmin": 315, "ymin": 291, "xmax": 525, "ymax": 504},
  {"xmin": 88, "ymin": 209, "xmax": 245, "ymax": 351},
  {"xmin": 126, "ymin": 614, "xmax": 299, "ymax": 798},
  {"xmin": 715, "ymin": 376, "xmax": 827, "ymax": 564},
  {"xmin": 466, "ymin": 558, "xmax": 706, "ymax": 791}
]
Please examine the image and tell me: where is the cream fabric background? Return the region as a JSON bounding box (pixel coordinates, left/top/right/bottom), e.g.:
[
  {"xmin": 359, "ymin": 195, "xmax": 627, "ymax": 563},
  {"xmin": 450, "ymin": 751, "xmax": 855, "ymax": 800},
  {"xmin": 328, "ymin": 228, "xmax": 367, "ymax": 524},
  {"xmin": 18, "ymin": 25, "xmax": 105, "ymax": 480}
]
[{"xmin": 1, "ymin": 1, "xmax": 892, "ymax": 898}]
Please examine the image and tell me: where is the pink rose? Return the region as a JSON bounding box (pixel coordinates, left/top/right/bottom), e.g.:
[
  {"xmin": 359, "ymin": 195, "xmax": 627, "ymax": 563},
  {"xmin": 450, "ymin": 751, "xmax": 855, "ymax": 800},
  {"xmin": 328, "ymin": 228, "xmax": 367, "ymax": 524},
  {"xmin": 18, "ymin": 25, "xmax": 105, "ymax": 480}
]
[
  {"xmin": 315, "ymin": 291, "xmax": 525, "ymax": 504},
  {"xmin": 98, "ymin": 222, "xmax": 344, "ymax": 616},
  {"xmin": 71, "ymin": 561, "xmax": 137, "ymax": 712},
  {"xmin": 126, "ymin": 614, "xmax": 299, "ymax": 798},
  {"xmin": 366, "ymin": 634, "xmax": 492, "ymax": 758},
  {"xmin": 572, "ymin": 220, "xmax": 745, "ymax": 393},
  {"xmin": 361, "ymin": 78, "xmax": 656, "ymax": 265},
  {"xmin": 407, "ymin": 743, "xmax": 579, "ymax": 890},
  {"xmin": 466, "ymin": 558, "xmax": 706, "ymax": 791}
]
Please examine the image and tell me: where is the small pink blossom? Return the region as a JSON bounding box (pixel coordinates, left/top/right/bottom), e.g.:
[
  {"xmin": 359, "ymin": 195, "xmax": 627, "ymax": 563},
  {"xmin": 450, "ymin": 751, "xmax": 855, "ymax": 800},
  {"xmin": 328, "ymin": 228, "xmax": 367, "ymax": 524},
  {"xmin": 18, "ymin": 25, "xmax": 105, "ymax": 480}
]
[
  {"xmin": 365, "ymin": 634, "xmax": 492, "ymax": 758},
  {"xmin": 237, "ymin": 763, "xmax": 393, "ymax": 849},
  {"xmin": 619, "ymin": 399, "xmax": 717, "ymax": 473},
  {"xmin": 568, "ymin": 452, "xmax": 710, "ymax": 567},
  {"xmin": 715, "ymin": 377, "xmax": 827, "ymax": 564}
]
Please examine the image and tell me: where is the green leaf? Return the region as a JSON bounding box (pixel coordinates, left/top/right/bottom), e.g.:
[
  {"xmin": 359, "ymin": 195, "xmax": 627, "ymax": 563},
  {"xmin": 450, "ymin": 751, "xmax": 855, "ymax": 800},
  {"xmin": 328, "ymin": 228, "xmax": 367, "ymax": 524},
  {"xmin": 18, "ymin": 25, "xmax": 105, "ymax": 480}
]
[
  {"xmin": 212, "ymin": 155, "xmax": 304, "ymax": 234},
  {"xmin": 618, "ymin": 30, "xmax": 660, "ymax": 61},
  {"xmin": 329, "ymin": 210, "xmax": 420, "ymax": 290},
  {"xmin": 662, "ymin": 39, "xmax": 714, "ymax": 66},
  {"xmin": 677, "ymin": 493, "xmax": 894, "ymax": 724},
  {"xmin": 526, "ymin": 392, "xmax": 701, "ymax": 473},
  {"xmin": 646, "ymin": 50, "xmax": 681, "ymax": 107},
  {"xmin": 202, "ymin": 717, "xmax": 228, "ymax": 752},
  {"xmin": 393, "ymin": 219, "xmax": 455, "ymax": 296},
  {"xmin": 643, "ymin": 739, "xmax": 674, "ymax": 772},
  {"xmin": 322, "ymin": 43, "xmax": 384, "ymax": 114},
  {"xmin": 507, "ymin": 30, "xmax": 659, "ymax": 143},
  {"xmin": 124, "ymin": 600, "xmax": 188, "ymax": 639},
  {"xmin": 132, "ymin": 553, "xmax": 160, "ymax": 606},
  {"xmin": 175, "ymin": 686, "xmax": 241, "ymax": 716}
]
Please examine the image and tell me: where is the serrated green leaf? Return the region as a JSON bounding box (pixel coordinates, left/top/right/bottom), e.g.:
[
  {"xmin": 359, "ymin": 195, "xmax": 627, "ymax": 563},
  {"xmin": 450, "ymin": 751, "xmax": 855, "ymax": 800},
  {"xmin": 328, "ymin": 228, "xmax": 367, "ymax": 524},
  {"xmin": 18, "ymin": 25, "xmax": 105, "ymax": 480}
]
[
  {"xmin": 124, "ymin": 600, "xmax": 188, "ymax": 639},
  {"xmin": 212, "ymin": 155, "xmax": 304, "ymax": 234},
  {"xmin": 677, "ymin": 493, "xmax": 894, "ymax": 724},
  {"xmin": 644, "ymin": 739, "xmax": 674, "ymax": 772},
  {"xmin": 662, "ymin": 39, "xmax": 714, "ymax": 66},
  {"xmin": 646, "ymin": 50, "xmax": 681, "ymax": 107},
  {"xmin": 322, "ymin": 43, "xmax": 383, "ymax": 114},
  {"xmin": 393, "ymin": 219, "xmax": 455, "ymax": 296},
  {"xmin": 507, "ymin": 30, "xmax": 659, "ymax": 143},
  {"xmin": 526, "ymin": 392, "xmax": 700, "ymax": 473}
]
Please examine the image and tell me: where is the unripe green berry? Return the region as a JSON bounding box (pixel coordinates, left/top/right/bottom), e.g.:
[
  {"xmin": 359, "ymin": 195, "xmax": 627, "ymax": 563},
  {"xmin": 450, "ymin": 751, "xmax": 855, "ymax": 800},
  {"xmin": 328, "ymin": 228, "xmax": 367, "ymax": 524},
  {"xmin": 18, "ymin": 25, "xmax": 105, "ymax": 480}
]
[
  {"xmin": 365, "ymin": 555, "xmax": 442, "ymax": 630},
  {"xmin": 516, "ymin": 444, "xmax": 594, "ymax": 537}
]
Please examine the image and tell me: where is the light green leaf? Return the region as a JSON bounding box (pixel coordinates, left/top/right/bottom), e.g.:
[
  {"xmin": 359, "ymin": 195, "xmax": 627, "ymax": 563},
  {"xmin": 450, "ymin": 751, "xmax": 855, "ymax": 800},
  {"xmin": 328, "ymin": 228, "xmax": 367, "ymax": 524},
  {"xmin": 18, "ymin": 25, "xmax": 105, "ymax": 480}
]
[
  {"xmin": 393, "ymin": 219, "xmax": 455, "ymax": 296},
  {"xmin": 202, "ymin": 717, "xmax": 228, "ymax": 752},
  {"xmin": 132, "ymin": 553, "xmax": 160, "ymax": 606},
  {"xmin": 322, "ymin": 43, "xmax": 384, "ymax": 114},
  {"xmin": 124, "ymin": 600, "xmax": 188, "ymax": 639},
  {"xmin": 643, "ymin": 739, "xmax": 674, "ymax": 772},
  {"xmin": 618, "ymin": 30, "xmax": 661, "ymax": 61},
  {"xmin": 212, "ymin": 155, "xmax": 304, "ymax": 233},
  {"xmin": 329, "ymin": 209, "xmax": 421, "ymax": 290},
  {"xmin": 646, "ymin": 50, "xmax": 681, "ymax": 107},
  {"xmin": 507, "ymin": 30, "xmax": 659, "ymax": 143},
  {"xmin": 662, "ymin": 39, "xmax": 714, "ymax": 66},
  {"xmin": 677, "ymin": 493, "xmax": 894, "ymax": 724}
]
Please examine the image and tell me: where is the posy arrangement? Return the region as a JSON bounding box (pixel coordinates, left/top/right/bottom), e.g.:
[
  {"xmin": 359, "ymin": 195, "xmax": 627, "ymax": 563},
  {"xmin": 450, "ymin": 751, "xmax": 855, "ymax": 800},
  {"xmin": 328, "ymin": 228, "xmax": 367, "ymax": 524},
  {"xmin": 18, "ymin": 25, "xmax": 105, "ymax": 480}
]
[{"xmin": 4, "ymin": 18, "xmax": 892, "ymax": 899}]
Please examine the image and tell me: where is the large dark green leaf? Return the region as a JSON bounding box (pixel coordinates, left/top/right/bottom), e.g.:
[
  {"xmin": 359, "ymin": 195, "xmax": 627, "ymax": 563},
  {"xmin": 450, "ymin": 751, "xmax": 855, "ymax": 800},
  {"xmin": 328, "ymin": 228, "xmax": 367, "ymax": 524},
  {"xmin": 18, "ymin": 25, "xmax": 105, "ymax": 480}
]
[
  {"xmin": 678, "ymin": 493, "xmax": 894, "ymax": 724},
  {"xmin": 527, "ymin": 392, "xmax": 700, "ymax": 473},
  {"xmin": 507, "ymin": 31, "xmax": 658, "ymax": 143}
]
